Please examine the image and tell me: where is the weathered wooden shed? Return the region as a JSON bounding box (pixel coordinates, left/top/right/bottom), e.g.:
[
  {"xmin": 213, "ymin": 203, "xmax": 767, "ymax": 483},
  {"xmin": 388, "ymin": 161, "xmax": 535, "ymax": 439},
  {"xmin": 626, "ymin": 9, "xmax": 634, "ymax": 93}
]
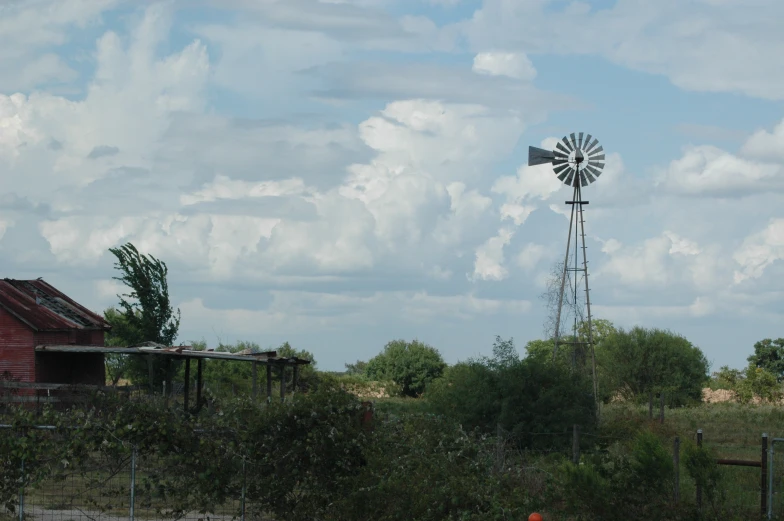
[{"xmin": 0, "ymin": 278, "xmax": 110, "ymax": 385}]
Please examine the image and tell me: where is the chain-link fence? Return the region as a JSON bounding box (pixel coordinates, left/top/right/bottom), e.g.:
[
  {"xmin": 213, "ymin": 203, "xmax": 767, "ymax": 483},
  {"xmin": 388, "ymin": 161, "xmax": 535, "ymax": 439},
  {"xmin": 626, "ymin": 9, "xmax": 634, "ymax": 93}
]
[{"xmin": 0, "ymin": 426, "xmax": 278, "ymax": 521}]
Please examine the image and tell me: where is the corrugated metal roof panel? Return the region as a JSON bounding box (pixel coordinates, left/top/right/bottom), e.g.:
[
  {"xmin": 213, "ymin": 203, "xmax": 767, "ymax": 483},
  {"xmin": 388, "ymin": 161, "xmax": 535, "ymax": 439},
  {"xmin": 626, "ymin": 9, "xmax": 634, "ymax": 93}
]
[
  {"xmin": 34, "ymin": 345, "xmax": 311, "ymax": 364},
  {"xmin": 0, "ymin": 279, "xmax": 110, "ymax": 332}
]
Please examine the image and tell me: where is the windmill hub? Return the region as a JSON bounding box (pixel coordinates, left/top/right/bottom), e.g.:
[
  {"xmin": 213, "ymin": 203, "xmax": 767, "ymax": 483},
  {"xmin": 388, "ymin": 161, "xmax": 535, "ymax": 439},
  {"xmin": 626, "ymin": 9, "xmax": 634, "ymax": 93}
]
[{"xmin": 527, "ymin": 132, "xmax": 605, "ymax": 187}]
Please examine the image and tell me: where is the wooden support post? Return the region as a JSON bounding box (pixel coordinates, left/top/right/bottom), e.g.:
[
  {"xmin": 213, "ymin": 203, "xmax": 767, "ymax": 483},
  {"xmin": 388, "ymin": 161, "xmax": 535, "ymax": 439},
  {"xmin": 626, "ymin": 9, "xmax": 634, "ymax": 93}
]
[
  {"xmin": 196, "ymin": 358, "xmax": 203, "ymax": 413},
  {"xmin": 696, "ymin": 429, "xmax": 703, "ymax": 511},
  {"xmin": 762, "ymin": 433, "xmax": 768, "ymax": 517},
  {"xmin": 165, "ymin": 358, "xmax": 172, "ymax": 396},
  {"xmin": 147, "ymin": 355, "xmax": 154, "ymax": 394},
  {"xmin": 673, "ymin": 437, "xmax": 680, "ymax": 503},
  {"xmin": 292, "ymin": 364, "xmax": 299, "ymax": 395},
  {"xmin": 648, "ymin": 390, "xmax": 653, "ymax": 419},
  {"xmin": 660, "ymin": 392, "xmax": 665, "ymax": 424},
  {"xmin": 495, "ymin": 423, "xmax": 503, "ymax": 473},
  {"xmin": 572, "ymin": 424, "xmax": 580, "ymax": 464},
  {"xmin": 280, "ymin": 365, "xmax": 286, "ymax": 403},
  {"xmin": 184, "ymin": 358, "xmax": 191, "ymax": 414},
  {"xmin": 252, "ymin": 361, "xmax": 258, "ymax": 399},
  {"xmin": 266, "ymin": 364, "xmax": 272, "ymax": 403}
]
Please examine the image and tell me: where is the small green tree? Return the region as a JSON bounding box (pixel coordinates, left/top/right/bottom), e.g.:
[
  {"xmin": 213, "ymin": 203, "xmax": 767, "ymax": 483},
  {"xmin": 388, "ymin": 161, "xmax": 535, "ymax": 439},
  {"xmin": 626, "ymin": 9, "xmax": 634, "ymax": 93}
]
[
  {"xmin": 735, "ymin": 364, "xmax": 782, "ymax": 404},
  {"xmin": 748, "ymin": 338, "xmax": 784, "ymax": 382},
  {"xmin": 711, "ymin": 365, "xmax": 743, "ymax": 390},
  {"xmin": 344, "ymin": 360, "xmax": 368, "ymax": 376},
  {"xmin": 597, "ymin": 327, "xmax": 709, "ymax": 406},
  {"xmin": 365, "ymin": 339, "xmax": 446, "ymax": 397}
]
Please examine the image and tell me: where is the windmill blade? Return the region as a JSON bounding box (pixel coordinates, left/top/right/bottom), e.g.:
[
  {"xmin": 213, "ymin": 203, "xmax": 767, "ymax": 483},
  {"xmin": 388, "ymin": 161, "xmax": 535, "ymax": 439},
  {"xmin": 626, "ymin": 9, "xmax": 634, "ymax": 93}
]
[
  {"xmin": 583, "ymin": 134, "xmax": 593, "ymax": 151},
  {"xmin": 564, "ymin": 171, "xmax": 575, "ymax": 186},
  {"xmin": 554, "ymin": 163, "xmax": 571, "ymax": 176},
  {"xmin": 588, "ymin": 145, "xmax": 604, "ymax": 157},
  {"xmin": 583, "ymin": 170, "xmax": 596, "ymax": 183},
  {"xmin": 553, "ymin": 159, "xmax": 568, "ymax": 166},
  {"xmin": 555, "ymin": 142, "xmax": 571, "ymax": 155},
  {"xmin": 585, "ymin": 165, "xmax": 602, "ymax": 178},
  {"xmin": 577, "ymin": 132, "xmax": 584, "ymax": 150},
  {"xmin": 557, "ymin": 170, "xmax": 570, "ymax": 182},
  {"xmin": 561, "ymin": 136, "xmax": 574, "ymax": 152},
  {"xmin": 569, "ymin": 133, "xmax": 578, "ymax": 150},
  {"xmin": 584, "ymin": 138, "xmax": 599, "ymax": 153},
  {"xmin": 589, "ymin": 154, "xmax": 606, "ymax": 162},
  {"xmin": 528, "ymin": 146, "xmax": 556, "ymax": 166},
  {"xmin": 588, "ymin": 161, "xmax": 605, "ymax": 171},
  {"xmin": 554, "ymin": 151, "xmax": 569, "ymax": 161},
  {"xmin": 580, "ymin": 173, "xmax": 589, "ymax": 186}
]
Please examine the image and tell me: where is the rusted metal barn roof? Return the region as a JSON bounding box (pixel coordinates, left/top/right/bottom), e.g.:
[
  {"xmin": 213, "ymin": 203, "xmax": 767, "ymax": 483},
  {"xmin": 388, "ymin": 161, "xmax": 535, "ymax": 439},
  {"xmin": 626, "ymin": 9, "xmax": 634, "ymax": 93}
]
[
  {"xmin": 0, "ymin": 278, "xmax": 110, "ymax": 332},
  {"xmin": 34, "ymin": 345, "xmax": 311, "ymax": 364}
]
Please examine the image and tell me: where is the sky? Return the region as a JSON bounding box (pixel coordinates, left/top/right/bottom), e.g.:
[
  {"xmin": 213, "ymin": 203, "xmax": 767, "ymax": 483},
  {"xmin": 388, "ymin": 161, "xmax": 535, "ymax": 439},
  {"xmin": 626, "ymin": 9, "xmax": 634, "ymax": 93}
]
[{"xmin": 0, "ymin": 0, "xmax": 783, "ymax": 372}]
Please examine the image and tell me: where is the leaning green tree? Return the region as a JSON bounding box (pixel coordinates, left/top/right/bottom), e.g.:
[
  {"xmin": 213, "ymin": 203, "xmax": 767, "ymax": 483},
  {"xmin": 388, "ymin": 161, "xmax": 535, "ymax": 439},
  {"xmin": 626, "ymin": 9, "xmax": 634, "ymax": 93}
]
[{"xmin": 104, "ymin": 242, "xmax": 181, "ymax": 389}]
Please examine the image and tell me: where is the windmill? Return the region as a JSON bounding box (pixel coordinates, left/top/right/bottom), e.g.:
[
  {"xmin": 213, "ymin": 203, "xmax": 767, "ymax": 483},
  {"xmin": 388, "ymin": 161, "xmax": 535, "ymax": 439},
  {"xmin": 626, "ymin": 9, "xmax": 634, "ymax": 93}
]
[{"xmin": 528, "ymin": 133, "xmax": 605, "ymax": 399}]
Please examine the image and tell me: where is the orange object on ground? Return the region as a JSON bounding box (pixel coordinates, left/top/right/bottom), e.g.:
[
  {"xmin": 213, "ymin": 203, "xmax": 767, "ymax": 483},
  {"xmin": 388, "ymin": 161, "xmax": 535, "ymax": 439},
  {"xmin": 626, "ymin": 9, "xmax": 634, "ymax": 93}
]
[{"xmin": 528, "ymin": 514, "xmax": 543, "ymax": 521}]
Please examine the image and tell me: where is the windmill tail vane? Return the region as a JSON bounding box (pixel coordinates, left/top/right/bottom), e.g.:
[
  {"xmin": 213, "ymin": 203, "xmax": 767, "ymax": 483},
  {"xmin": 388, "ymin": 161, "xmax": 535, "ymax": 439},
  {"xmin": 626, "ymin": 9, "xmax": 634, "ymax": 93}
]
[{"xmin": 527, "ymin": 132, "xmax": 605, "ymax": 402}]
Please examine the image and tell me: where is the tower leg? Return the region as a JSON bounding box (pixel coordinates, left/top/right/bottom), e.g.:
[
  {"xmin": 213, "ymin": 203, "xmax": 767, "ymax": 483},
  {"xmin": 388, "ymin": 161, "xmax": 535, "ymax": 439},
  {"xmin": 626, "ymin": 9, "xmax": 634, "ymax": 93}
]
[
  {"xmin": 553, "ymin": 184, "xmax": 579, "ymax": 362},
  {"xmin": 576, "ymin": 182, "xmax": 598, "ymax": 402}
]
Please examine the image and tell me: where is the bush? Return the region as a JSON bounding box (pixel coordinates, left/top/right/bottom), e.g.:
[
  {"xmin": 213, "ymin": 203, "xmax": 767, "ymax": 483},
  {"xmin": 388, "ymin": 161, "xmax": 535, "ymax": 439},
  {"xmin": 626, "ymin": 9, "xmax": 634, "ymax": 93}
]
[
  {"xmin": 683, "ymin": 440, "xmax": 722, "ymax": 505},
  {"xmin": 334, "ymin": 414, "xmax": 534, "ymax": 521},
  {"xmin": 365, "ymin": 339, "xmax": 446, "ymax": 397},
  {"xmin": 735, "ymin": 364, "xmax": 782, "ymax": 404},
  {"xmin": 597, "ymin": 327, "xmax": 709, "ymax": 406},
  {"xmin": 427, "ymin": 339, "xmax": 597, "ymax": 451},
  {"xmin": 557, "ymin": 431, "xmax": 675, "ymax": 521}
]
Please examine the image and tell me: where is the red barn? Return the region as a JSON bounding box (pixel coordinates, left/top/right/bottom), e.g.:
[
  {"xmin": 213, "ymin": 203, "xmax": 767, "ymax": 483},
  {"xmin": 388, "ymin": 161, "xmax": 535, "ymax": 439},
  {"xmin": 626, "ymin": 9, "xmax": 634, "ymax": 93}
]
[{"xmin": 0, "ymin": 278, "xmax": 111, "ymax": 386}]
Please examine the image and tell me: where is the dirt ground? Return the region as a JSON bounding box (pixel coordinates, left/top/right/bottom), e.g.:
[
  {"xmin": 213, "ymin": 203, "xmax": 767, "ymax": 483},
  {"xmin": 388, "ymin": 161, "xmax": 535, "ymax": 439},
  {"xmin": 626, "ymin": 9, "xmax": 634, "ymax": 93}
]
[{"xmin": 701, "ymin": 387, "xmax": 784, "ymax": 405}]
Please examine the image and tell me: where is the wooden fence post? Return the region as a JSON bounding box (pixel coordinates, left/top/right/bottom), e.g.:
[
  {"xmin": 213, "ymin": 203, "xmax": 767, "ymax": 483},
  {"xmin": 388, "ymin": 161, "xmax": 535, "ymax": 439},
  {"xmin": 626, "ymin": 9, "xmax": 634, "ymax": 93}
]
[
  {"xmin": 673, "ymin": 437, "xmax": 680, "ymax": 503},
  {"xmin": 696, "ymin": 429, "xmax": 703, "ymax": 512},
  {"xmin": 572, "ymin": 424, "xmax": 580, "ymax": 464},
  {"xmin": 762, "ymin": 433, "xmax": 768, "ymax": 517}
]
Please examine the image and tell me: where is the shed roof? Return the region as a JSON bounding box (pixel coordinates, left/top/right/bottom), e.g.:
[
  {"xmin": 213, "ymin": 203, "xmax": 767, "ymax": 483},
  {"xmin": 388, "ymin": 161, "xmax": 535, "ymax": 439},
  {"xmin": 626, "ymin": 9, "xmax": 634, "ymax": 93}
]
[
  {"xmin": 34, "ymin": 344, "xmax": 311, "ymax": 364},
  {"xmin": 0, "ymin": 278, "xmax": 110, "ymax": 332}
]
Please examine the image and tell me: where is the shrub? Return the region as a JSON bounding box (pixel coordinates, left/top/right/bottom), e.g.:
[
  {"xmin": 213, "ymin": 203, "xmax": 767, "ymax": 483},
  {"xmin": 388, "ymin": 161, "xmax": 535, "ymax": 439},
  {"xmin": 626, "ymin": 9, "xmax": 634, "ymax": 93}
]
[
  {"xmin": 557, "ymin": 431, "xmax": 675, "ymax": 521},
  {"xmin": 334, "ymin": 414, "xmax": 533, "ymax": 521},
  {"xmin": 683, "ymin": 440, "xmax": 723, "ymax": 505},
  {"xmin": 597, "ymin": 327, "xmax": 709, "ymax": 406},
  {"xmin": 735, "ymin": 364, "xmax": 782, "ymax": 404},
  {"xmin": 365, "ymin": 339, "xmax": 446, "ymax": 397},
  {"xmin": 428, "ymin": 340, "xmax": 597, "ymax": 451}
]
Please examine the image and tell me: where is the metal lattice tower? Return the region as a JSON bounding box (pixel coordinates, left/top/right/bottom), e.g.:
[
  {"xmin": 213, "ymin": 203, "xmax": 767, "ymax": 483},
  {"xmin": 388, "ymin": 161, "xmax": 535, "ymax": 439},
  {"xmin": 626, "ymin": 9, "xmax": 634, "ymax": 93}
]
[{"xmin": 528, "ymin": 133, "xmax": 605, "ymax": 400}]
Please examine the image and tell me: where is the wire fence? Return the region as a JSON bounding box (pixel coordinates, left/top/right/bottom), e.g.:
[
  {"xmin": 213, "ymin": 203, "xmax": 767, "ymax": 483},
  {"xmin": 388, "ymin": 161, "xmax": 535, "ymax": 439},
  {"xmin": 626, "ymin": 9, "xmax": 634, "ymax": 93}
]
[
  {"xmin": 2, "ymin": 418, "xmax": 779, "ymax": 521},
  {"xmin": 1, "ymin": 428, "xmax": 273, "ymax": 521}
]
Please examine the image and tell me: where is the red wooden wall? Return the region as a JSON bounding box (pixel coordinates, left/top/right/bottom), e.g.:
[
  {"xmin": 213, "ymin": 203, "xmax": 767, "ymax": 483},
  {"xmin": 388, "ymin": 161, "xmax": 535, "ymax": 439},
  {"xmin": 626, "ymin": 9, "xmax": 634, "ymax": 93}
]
[
  {"xmin": 0, "ymin": 307, "xmax": 35, "ymax": 382},
  {"xmin": 0, "ymin": 307, "xmax": 106, "ymax": 384}
]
